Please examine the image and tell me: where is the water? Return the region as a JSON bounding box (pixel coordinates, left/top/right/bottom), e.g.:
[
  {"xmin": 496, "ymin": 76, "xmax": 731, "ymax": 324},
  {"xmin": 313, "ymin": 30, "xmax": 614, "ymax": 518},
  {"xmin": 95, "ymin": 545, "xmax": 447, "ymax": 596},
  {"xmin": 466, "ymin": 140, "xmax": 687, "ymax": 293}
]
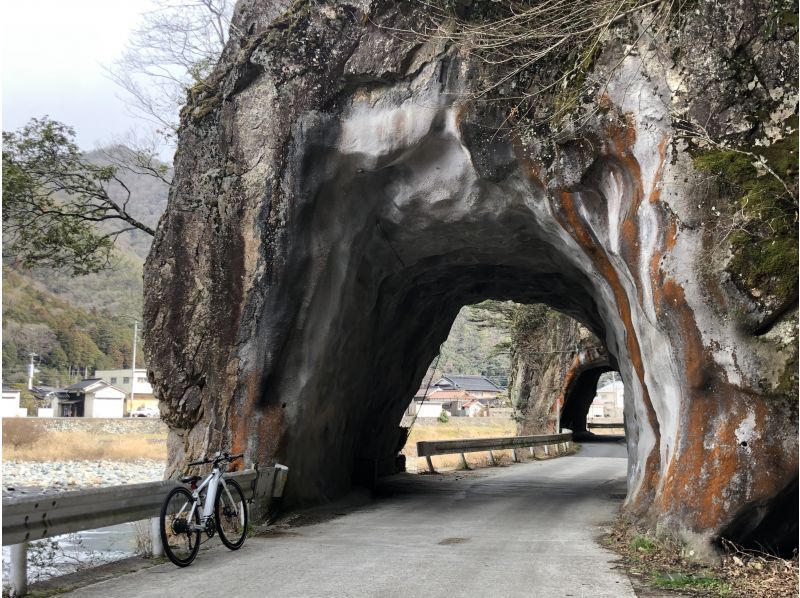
[{"xmin": 2, "ymin": 521, "xmax": 141, "ymax": 587}]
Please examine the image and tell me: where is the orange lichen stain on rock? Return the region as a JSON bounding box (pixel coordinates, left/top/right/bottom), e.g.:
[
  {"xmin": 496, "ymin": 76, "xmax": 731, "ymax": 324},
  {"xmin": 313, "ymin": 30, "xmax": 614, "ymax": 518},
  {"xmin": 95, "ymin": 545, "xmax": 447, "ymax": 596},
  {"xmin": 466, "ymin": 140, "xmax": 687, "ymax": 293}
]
[
  {"xmin": 510, "ymin": 135, "xmax": 546, "ymax": 191},
  {"xmin": 555, "ymin": 189, "xmax": 662, "ymax": 507},
  {"xmin": 652, "ymin": 277, "xmax": 762, "ymax": 530},
  {"xmin": 649, "ymin": 216, "xmax": 679, "ymax": 315},
  {"xmin": 660, "ymin": 279, "xmax": 710, "ymax": 392},
  {"xmin": 602, "ymin": 123, "xmax": 649, "ymax": 302},
  {"xmin": 657, "ymin": 390, "xmax": 780, "ymax": 531},
  {"xmin": 226, "ymin": 369, "xmax": 285, "ymax": 469},
  {"xmin": 665, "ymin": 216, "xmax": 678, "ymax": 251},
  {"xmin": 647, "ymin": 136, "xmax": 669, "ymax": 205}
]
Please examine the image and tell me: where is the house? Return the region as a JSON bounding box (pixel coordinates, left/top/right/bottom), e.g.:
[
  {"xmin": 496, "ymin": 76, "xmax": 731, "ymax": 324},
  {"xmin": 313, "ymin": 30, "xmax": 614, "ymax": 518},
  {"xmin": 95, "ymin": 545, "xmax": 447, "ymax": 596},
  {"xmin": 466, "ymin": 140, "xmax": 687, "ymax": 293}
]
[
  {"xmin": 31, "ymin": 386, "xmax": 62, "ymax": 406},
  {"xmin": 588, "ymin": 380, "xmax": 624, "ymax": 421},
  {"xmin": 408, "ymin": 374, "xmax": 504, "ymax": 417},
  {"xmin": 1, "ymin": 388, "xmax": 26, "ymax": 418},
  {"xmin": 54, "ymin": 379, "xmax": 126, "ymax": 418},
  {"xmin": 93, "ymin": 368, "xmax": 158, "ymax": 416},
  {"xmin": 432, "ymin": 374, "xmax": 503, "ymax": 402},
  {"xmin": 406, "ymin": 398, "xmax": 446, "ymax": 418},
  {"xmin": 462, "ymin": 399, "xmax": 489, "ymax": 417}
]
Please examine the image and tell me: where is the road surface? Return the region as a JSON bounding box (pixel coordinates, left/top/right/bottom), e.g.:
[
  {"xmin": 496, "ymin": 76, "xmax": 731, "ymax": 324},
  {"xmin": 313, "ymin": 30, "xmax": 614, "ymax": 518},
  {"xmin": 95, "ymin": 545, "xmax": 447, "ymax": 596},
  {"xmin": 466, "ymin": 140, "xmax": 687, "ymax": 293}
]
[{"xmin": 63, "ymin": 440, "xmax": 632, "ymax": 598}]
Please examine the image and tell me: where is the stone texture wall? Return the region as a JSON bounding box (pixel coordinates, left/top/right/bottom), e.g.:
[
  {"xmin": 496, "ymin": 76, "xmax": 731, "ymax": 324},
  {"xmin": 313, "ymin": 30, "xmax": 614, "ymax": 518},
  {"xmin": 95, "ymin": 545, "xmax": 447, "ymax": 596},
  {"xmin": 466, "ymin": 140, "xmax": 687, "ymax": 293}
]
[{"xmin": 143, "ymin": 0, "xmax": 797, "ymax": 552}]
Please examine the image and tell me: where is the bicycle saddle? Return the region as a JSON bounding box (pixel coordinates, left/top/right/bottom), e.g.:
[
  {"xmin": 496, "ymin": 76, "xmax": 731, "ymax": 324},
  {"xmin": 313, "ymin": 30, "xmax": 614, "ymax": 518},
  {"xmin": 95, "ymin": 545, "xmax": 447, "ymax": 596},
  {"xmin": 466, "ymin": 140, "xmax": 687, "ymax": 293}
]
[{"xmin": 180, "ymin": 475, "xmax": 202, "ymax": 484}]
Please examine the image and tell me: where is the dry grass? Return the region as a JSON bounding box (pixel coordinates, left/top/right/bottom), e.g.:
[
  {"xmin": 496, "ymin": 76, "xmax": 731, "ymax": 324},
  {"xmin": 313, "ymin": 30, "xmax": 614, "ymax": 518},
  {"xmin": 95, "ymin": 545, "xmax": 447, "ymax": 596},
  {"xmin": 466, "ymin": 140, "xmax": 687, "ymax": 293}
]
[
  {"xmin": 2, "ymin": 422, "xmax": 167, "ymax": 462},
  {"xmin": 604, "ymin": 516, "xmax": 799, "ymax": 597},
  {"xmin": 403, "ymin": 418, "xmax": 537, "ymax": 471}
]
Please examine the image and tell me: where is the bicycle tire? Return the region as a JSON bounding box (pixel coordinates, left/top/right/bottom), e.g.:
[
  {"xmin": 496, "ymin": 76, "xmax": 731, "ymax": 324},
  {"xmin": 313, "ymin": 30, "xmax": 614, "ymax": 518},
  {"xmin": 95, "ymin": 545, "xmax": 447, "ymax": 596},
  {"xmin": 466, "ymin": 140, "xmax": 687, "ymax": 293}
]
[
  {"xmin": 215, "ymin": 478, "xmax": 248, "ymax": 550},
  {"xmin": 160, "ymin": 486, "xmax": 201, "ymax": 566}
]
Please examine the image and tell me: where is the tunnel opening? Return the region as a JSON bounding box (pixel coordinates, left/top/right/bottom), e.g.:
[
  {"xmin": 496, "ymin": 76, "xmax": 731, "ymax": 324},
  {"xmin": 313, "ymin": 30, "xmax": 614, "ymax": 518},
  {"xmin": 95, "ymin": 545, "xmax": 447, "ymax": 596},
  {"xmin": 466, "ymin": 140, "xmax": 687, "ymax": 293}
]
[
  {"xmin": 393, "ymin": 301, "xmax": 631, "ymax": 475},
  {"xmin": 562, "ymin": 368, "xmax": 627, "ymax": 440}
]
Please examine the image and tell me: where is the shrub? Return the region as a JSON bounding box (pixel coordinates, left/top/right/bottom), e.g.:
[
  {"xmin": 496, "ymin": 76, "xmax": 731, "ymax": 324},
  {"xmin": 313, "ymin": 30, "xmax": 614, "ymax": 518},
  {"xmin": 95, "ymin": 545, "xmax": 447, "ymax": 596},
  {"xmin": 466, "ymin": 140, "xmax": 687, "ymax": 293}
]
[{"xmin": 2, "ymin": 419, "xmax": 46, "ymax": 449}]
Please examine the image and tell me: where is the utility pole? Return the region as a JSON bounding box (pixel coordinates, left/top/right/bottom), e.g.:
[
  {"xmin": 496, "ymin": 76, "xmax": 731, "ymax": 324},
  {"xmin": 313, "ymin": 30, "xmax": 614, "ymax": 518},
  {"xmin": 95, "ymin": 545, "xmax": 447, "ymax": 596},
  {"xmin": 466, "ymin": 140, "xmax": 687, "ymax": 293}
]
[
  {"xmin": 27, "ymin": 353, "xmax": 37, "ymax": 390},
  {"xmin": 130, "ymin": 320, "xmax": 138, "ymax": 414}
]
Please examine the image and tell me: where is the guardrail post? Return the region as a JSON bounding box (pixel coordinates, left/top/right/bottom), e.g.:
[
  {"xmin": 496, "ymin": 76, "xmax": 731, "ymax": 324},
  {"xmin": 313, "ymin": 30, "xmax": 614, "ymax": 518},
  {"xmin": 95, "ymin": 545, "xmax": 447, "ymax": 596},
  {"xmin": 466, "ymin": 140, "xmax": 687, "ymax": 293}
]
[
  {"xmin": 511, "ymin": 449, "xmax": 518, "ymax": 463},
  {"xmin": 544, "ymin": 444, "xmax": 549, "ymax": 456},
  {"xmin": 150, "ymin": 517, "xmax": 164, "ymax": 557},
  {"xmin": 425, "ymin": 456, "xmax": 435, "ymax": 473},
  {"xmin": 460, "ymin": 453, "xmax": 469, "ymax": 470},
  {"xmin": 488, "ymin": 451, "xmax": 496, "ymax": 466},
  {"xmin": 9, "ymin": 541, "xmax": 27, "ymax": 596}
]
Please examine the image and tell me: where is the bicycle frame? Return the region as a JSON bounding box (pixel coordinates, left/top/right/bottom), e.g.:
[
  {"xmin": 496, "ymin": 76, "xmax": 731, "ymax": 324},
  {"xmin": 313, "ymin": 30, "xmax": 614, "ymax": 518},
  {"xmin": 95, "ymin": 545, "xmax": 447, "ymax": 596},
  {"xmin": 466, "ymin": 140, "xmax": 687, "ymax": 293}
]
[{"xmin": 180, "ymin": 464, "xmax": 239, "ymax": 531}]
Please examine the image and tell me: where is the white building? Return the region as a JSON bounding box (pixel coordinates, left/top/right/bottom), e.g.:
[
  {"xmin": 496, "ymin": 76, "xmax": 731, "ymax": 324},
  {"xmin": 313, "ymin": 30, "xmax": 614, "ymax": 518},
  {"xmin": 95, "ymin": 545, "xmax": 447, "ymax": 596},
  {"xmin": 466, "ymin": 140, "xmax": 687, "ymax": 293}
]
[
  {"xmin": 588, "ymin": 380, "xmax": 625, "ymax": 420},
  {"xmin": 1, "ymin": 389, "xmax": 26, "ymax": 418},
  {"xmin": 407, "ymin": 399, "xmax": 446, "ymax": 418},
  {"xmin": 55, "ymin": 379, "xmax": 126, "ymax": 418},
  {"xmin": 94, "ymin": 368, "xmax": 157, "ymax": 415}
]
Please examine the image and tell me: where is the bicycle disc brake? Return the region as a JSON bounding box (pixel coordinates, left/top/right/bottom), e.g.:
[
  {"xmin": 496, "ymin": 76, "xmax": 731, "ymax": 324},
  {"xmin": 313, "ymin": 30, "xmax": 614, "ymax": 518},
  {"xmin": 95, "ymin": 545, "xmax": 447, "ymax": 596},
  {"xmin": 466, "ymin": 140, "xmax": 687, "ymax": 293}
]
[{"xmin": 204, "ymin": 516, "xmax": 216, "ymax": 538}]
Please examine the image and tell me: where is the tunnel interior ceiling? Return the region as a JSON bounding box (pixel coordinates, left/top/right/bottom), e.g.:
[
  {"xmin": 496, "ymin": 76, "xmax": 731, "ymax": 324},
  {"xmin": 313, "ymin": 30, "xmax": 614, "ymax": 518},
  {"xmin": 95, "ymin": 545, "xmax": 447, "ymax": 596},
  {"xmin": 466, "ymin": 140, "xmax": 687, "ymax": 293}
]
[{"xmin": 142, "ymin": 0, "xmax": 798, "ymax": 555}]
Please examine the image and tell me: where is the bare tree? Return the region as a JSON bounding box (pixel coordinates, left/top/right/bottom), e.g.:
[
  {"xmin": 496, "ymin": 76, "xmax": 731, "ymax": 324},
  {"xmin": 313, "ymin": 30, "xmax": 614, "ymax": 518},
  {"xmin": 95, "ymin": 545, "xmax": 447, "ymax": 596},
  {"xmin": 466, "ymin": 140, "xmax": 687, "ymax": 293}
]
[{"xmin": 105, "ymin": 0, "xmax": 238, "ymax": 142}]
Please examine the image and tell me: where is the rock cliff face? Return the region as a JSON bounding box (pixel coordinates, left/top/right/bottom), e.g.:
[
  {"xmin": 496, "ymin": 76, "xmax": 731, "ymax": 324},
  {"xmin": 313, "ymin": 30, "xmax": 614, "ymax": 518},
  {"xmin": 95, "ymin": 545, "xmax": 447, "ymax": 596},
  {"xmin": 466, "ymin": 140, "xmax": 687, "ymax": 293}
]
[
  {"xmin": 507, "ymin": 305, "xmax": 607, "ymax": 436},
  {"xmin": 144, "ymin": 0, "xmax": 798, "ymax": 553}
]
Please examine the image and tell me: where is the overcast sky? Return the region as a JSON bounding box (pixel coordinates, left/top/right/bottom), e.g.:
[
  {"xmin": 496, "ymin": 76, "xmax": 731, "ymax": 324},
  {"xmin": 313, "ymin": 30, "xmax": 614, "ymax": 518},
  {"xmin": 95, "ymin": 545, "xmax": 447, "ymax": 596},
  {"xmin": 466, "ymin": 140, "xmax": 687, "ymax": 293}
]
[{"xmin": 2, "ymin": 0, "xmax": 169, "ymax": 157}]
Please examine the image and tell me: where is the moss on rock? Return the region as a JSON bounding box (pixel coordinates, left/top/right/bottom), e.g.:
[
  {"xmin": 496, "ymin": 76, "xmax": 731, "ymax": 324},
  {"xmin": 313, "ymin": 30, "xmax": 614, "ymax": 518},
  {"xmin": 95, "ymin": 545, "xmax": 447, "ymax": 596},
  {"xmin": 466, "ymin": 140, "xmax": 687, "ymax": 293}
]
[{"xmin": 693, "ymin": 140, "xmax": 798, "ymax": 306}]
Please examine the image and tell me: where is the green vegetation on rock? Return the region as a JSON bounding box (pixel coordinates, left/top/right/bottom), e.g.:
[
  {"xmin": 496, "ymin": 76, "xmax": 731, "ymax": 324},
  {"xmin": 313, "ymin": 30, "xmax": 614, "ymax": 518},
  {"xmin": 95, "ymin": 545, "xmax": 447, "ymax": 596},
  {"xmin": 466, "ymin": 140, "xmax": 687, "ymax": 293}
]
[{"xmin": 693, "ymin": 141, "xmax": 798, "ymax": 306}]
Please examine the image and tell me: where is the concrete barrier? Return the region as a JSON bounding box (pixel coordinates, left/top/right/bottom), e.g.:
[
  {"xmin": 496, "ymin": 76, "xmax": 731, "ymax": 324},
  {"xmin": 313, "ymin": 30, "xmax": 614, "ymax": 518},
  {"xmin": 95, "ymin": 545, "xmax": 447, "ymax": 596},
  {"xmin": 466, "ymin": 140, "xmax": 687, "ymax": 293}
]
[{"xmin": 416, "ymin": 432, "xmax": 573, "ymax": 472}]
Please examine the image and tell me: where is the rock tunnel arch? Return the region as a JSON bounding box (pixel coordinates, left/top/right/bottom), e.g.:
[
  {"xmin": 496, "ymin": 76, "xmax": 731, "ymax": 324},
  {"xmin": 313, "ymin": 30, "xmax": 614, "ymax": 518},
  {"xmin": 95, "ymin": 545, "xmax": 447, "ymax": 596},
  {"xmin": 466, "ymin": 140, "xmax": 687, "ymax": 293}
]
[
  {"xmin": 143, "ymin": 2, "xmax": 797, "ymax": 554},
  {"xmin": 560, "ymin": 364, "xmax": 615, "ymax": 437}
]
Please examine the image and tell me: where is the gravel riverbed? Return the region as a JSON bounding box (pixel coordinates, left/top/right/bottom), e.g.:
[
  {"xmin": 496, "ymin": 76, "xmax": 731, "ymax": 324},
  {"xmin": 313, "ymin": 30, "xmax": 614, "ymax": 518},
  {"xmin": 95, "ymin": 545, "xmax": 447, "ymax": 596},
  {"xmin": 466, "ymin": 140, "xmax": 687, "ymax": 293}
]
[
  {"xmin": 2, "ymin": 458, "xmax": 168, "ymax": 589},
  {"xmin": 2, "ymin": 459, "xmax": 166, "ymax": 496}
]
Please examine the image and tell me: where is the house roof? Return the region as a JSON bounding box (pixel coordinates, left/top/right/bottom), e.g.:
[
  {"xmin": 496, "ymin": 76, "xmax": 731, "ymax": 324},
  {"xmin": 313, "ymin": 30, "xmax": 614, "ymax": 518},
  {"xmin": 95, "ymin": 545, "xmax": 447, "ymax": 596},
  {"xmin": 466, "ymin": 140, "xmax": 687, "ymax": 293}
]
[
  {"xmin": 463, "ymin": 399, "xmax": 486, "ymax": 408},
  {"xmin": 424, "ymin": 389, "xmax": 473, "ymax": 401},
  {"xmin": 413, "ymin": 383, "xmax": 438, "ymax": 399},
  {"xmin": 65, "ymin": 378, "xmax": 106, "ymax": 391},
  {"xmin": 436, "ymin": 375, "xmax": 502, "ymax": 393},
  {"xmin": 64, "ymin": 379, "xmax": 125, "ymax": 395}
]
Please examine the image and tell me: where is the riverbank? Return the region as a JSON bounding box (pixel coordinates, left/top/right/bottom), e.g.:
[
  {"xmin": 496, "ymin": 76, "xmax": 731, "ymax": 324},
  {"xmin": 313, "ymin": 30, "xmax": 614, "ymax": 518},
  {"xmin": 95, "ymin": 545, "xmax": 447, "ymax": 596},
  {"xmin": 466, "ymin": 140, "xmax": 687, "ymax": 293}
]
[{"xmin": 2, "ymin": 459, "xmax": 164, "ymax": 495}]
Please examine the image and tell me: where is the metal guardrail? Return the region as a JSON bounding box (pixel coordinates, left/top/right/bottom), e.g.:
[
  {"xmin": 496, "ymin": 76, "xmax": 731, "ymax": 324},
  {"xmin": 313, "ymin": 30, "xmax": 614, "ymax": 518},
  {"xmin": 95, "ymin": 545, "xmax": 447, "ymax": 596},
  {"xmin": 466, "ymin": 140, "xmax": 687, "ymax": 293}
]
[
  {"xmin": 416, "ymin": 432, "xmax": 573, "ymax": 472},
  {"xmin": 587, "ymin": 422, "xmax": 625, "ymax": 429},
  {"xmin": 2, "ymin": 465, "xmax": 288, "ymax": 596}
]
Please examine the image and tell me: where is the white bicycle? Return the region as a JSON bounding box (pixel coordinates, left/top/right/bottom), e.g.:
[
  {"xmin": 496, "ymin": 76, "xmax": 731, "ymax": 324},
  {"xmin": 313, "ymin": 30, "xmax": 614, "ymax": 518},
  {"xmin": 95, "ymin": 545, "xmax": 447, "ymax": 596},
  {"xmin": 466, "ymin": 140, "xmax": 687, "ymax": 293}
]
[{"xmin": 159, "ymin": 451, "xmax": 248, "ymax": 566}]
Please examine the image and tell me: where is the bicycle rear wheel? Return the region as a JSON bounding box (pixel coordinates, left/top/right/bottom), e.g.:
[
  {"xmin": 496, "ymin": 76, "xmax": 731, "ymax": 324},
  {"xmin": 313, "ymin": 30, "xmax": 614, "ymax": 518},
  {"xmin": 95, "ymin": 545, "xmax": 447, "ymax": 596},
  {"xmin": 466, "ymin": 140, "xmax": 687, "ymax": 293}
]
[
  {"xmin": 215, "ymin": 478, "xmax": 248, "ymax": 549},
  {"xmin": 160, "ymin": 486, "xmax": 201, "ymax": 566}
]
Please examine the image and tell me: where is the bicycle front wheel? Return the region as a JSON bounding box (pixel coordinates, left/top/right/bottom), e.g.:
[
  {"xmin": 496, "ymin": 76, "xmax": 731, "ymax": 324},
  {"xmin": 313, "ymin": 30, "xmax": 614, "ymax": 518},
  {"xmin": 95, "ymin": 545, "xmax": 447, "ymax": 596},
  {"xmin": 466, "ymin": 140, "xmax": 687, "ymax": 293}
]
[
  {"xmin": 215, "ymin": 478, "xmax": 248, "ymax": 549},
  {"xmin": 160, "ymin": 486, "xmax": 201, "ymax": 566}
]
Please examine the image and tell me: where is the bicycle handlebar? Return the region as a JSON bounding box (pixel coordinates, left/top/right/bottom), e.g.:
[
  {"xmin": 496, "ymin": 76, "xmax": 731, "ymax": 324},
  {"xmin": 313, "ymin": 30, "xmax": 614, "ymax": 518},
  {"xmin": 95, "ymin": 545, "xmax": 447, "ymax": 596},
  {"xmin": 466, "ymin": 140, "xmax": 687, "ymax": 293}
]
[{"xmin": 187, "ymin": 452, "xmax": 244, "ymax": 467}]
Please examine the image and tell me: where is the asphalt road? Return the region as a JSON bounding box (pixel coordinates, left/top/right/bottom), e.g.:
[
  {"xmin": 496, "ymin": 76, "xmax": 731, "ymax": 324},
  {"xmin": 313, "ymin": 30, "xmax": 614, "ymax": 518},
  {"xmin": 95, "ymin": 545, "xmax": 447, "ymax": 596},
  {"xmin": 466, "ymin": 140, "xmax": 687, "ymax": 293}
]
[{"xmin": 62, "ymin": 440, "xmax": 632, "ymax": 598}]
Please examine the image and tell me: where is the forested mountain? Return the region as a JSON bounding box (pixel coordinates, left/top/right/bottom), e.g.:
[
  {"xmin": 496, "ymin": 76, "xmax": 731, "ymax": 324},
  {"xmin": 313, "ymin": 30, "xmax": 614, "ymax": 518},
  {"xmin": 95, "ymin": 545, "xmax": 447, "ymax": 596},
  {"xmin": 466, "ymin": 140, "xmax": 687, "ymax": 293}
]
[
  {"xmin": 2, "ymin": 266, "xmax": 145, "ymax": 388},
  {"xmin": 2, "ymin": 146, "xmax": 169, "ymax": 388}
]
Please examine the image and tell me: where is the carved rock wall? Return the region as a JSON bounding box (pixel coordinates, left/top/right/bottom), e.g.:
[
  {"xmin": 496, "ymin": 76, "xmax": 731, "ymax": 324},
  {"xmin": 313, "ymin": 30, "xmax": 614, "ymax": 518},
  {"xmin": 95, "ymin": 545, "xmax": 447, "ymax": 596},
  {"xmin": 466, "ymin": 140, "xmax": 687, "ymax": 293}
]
[{"xmin": 144, "ymin": 0, "xmax": 798, "ymax": 551}]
